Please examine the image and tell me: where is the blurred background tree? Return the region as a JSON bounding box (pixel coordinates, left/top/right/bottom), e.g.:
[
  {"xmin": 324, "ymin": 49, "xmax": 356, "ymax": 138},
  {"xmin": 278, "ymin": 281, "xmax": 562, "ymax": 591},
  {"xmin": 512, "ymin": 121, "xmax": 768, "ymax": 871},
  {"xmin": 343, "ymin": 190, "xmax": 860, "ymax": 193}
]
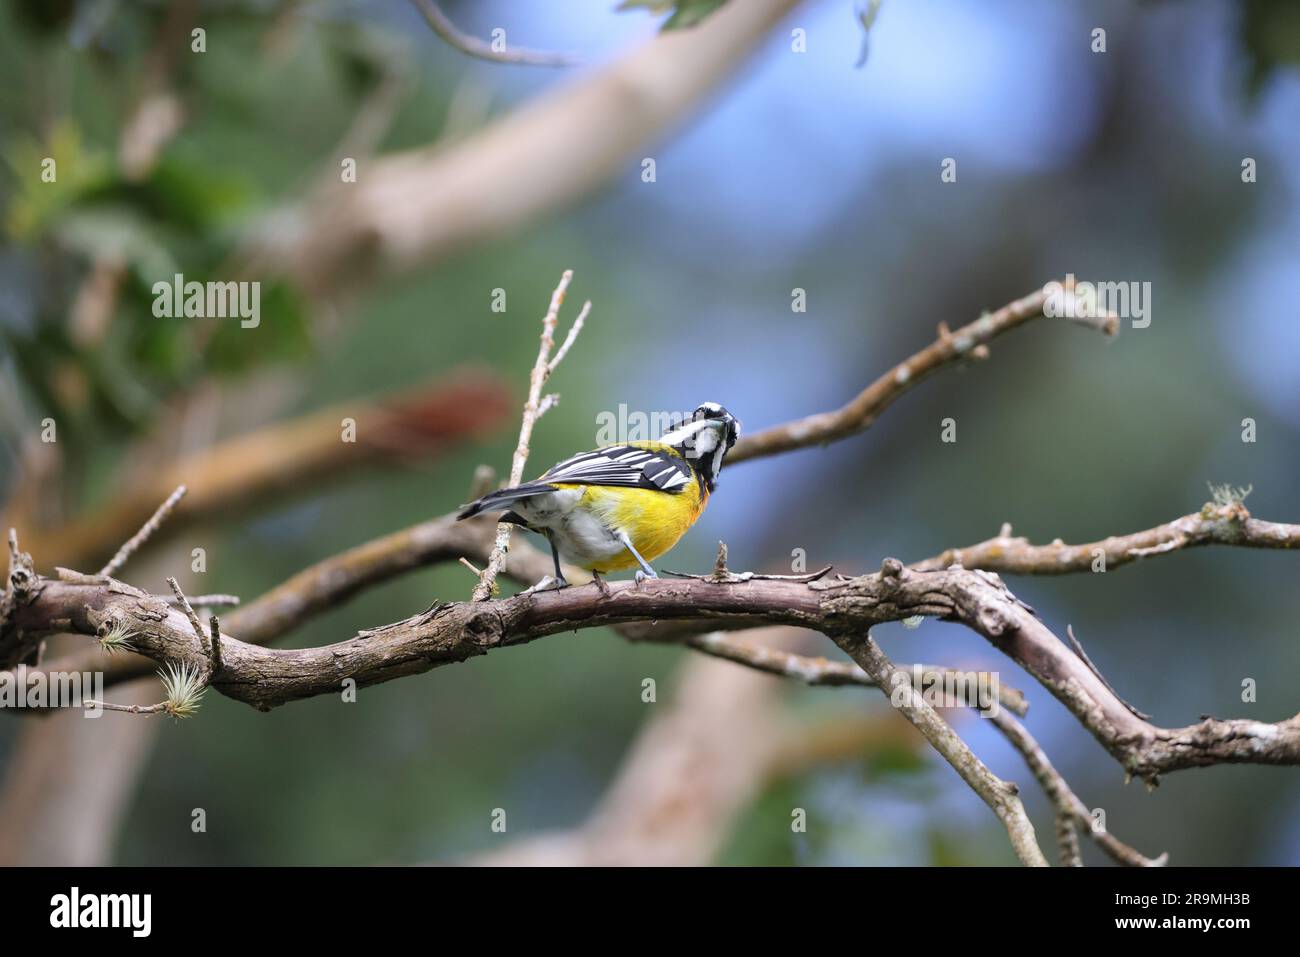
[{"xmin": 0, "ymin": 0, "xmax": 1298, "ymax": 865}]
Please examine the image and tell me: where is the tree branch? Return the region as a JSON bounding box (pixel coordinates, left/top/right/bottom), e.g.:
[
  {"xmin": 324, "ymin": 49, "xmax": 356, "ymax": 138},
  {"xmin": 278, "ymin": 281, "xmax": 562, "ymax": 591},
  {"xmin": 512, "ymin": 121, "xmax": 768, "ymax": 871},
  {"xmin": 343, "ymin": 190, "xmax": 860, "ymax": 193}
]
[
  {"xmin": 685, "ymin": 630, "xmax": 1029, "ymax": 716},
  {"xmin": 688, "ymin": 630, "xmax": 1161, "ymax": 866},
  {"xmin": 838, "ymin": 632, "xmax": 1048, "ymax": 867},
  {"xmin": 912, "ymin": 500, "xmax": 1300, "ymax": 575},
  {"xmin": 473, "ymin": 630, "xmax": 927, "ymax": 866},
  {"xmin": 97, "ymin": 486, "xmax": 187, "ymax": 579},
  {"xmin": 251, "ymin": 0, "xmax": 810, "ymax": 294},
  {"xmin": 26, "ymin": 511, "xmax": 547, "ymax": 691},
  {"xmin": 5, "ymin": 259, "xmax": 1289, "ymax": 867},
  {"xmin": 3, "ymin": 371, "xmax": 511, "ymax": 572},
  {"xmin": 473, "ymin": 270, "xmax": 588, "ymax": 600},
  {"xmin": 409, "ymin": 0, "xmax": 578, "ymax": 67},
  {"xmin": 10, "ymin": 553, "xmax": 1298, "ymax": 789},
  {"xmin": 985, "ymin": 708, "xmax": 1166, "ymax": 867},
  {"xmin": 21, "ymin": 276, "xmax": 1117, "ymax": 684},
  {"xmin": 728, "ymin": 278, "xmax": 1116, "ymax": 464}
]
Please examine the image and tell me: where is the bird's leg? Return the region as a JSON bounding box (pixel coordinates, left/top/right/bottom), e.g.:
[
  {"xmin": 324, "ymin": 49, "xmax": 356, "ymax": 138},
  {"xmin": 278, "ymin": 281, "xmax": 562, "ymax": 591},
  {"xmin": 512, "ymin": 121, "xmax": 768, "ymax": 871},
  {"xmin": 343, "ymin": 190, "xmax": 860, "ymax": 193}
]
[
  {"xmin": 617, "ymin": 532, "xmax": 659, "ymax": 586},
  {"xmin": 545, "ymin": 532, "xmax": 570, "ymax": 589},
  {"xmin": 591, "ymin": 569, "xmax": 611, "ymax": 597}
]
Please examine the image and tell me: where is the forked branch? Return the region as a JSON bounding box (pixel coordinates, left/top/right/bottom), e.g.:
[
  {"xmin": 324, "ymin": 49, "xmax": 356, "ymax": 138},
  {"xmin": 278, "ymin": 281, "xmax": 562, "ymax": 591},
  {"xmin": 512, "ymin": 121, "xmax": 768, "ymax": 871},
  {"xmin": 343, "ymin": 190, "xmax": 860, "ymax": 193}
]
[{"xmin": 472, "ymin": 270, "xmax": 590, "ymax": 601}]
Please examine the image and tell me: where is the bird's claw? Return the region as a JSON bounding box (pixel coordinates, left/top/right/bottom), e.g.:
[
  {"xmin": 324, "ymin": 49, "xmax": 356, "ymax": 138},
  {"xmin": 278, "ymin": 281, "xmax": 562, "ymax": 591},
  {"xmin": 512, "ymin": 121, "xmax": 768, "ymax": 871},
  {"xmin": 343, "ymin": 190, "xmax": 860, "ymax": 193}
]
[{"xmin": 523, "ymin": 575, "xmax": 569, "ymax": 594}]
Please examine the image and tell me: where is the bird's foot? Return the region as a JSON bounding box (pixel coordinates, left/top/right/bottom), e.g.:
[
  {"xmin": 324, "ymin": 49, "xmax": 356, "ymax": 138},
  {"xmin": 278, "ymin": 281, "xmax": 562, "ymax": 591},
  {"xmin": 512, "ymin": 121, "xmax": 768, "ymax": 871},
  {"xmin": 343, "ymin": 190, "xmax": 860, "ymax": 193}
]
[
  {"xmin": 523, "ymin": 574, "xmax": 569, "ymax": 594},
  {"xmin": 633, "ymin": 568, "xmax": 659, "ymax": 587}
]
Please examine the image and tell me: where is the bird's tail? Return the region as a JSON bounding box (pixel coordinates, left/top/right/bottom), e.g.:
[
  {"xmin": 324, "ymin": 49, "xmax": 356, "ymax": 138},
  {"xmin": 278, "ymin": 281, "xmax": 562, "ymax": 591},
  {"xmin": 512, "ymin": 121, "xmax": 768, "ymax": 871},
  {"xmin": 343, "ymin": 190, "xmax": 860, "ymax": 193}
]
[{"xmin": 456, "ymin": 482, "xmax": 556, "ymax": 520}]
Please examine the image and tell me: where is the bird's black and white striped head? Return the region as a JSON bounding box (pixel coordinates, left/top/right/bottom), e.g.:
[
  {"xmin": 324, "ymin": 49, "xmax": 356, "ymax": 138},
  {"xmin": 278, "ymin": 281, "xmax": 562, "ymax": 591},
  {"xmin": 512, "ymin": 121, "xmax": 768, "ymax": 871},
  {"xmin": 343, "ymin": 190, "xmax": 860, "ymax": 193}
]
[{"xmin": 658, "ymin": 402, "xmax": 740, "ymax": 492}]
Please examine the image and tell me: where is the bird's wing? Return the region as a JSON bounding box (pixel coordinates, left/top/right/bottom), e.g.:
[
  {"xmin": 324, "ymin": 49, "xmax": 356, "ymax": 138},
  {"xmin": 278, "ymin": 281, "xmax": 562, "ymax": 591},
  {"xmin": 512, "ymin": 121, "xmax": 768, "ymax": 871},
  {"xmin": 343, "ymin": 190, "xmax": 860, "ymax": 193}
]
[{"xmin": 540, "ymin": 445, "xmax": 693, "ymax": 493}]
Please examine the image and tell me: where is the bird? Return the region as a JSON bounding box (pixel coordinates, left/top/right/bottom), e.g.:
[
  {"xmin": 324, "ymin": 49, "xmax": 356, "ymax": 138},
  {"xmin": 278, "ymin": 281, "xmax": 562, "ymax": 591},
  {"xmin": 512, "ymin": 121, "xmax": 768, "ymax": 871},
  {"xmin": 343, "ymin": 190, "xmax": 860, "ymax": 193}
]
[{"xmin": 457, "ymin": 402, "xmax": 740, "ymax": 589}]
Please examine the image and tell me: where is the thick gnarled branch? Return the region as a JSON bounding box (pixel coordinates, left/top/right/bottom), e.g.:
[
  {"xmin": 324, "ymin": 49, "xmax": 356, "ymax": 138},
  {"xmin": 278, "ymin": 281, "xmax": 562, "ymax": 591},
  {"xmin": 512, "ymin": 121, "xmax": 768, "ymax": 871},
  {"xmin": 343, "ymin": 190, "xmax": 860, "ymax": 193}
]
[{"xmin": 11, "ymin": 555, "xmax": 1298, "ymax": 788}]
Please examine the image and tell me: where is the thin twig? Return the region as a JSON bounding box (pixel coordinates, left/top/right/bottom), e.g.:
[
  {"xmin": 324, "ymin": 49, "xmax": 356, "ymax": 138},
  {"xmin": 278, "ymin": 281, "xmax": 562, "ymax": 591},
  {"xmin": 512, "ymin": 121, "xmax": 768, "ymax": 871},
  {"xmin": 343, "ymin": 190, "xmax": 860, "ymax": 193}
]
[
  {"xmin": 164, "ymin": 281, "xmax": 1107, "ymax": 614},
  {"xmin": 82, "ymin": 700, "xmax": 169, "ymax": 715},
  {"xmin": 208, "ymin": 614, "xmax": 223, "ymax": 676},
  {"xmin": 98, "ymin": 485, "xmax": 187, "ymax": 578},
  {"xmin": 686, "ymin": 631, "xmax": 1028, "ymax": 716},
  {"xmin": 535, "ymin": 393, "xmax": 560, "ymax": 419},
  {"xmin": 547, "ymin": 300, "xmax": 590, "ymax": 373},
  {"xmin": 408, "ymin": 0, "xmax": 578, "ymax": 67},
  {"xmin": 842, "ymin": 633, "xmax": 1049, "ymax": 866},
  {"xmin": 728, "ymin": 278, "xmax": 1116, "ymax": 463},
  {"xmin": 55, "ymin": 568, "xmax": 107, "ymax": 585},
  {"xmin": 4, "ymin": 528, "xmax": 33, "ymax": 597},
  {"xmin": 166, "ymin": 576, "xmax": 211, "ymax": 662},
  {"xmin": 473, "ymin": 270, "xmax": 587, "ymax": 601},
  {"xmin": 1056, "ymin": 816, "xmax": 1083, "ymax": 868},
  {"xmin": 986, "ymin": 708, "xmax": 1166, "ymax": 867},
  {"xmin": 853, "ymin": 0, "xmax": 884, "ymax": 68},
  {"xmin": 87, "ymin": 662, "xmax": 208, "ymax": 719},
  {"xmin": 162, "ymin": 594, "xmax": 241, "ymax": 609},
  {"xmin": 911, "ymin": 500, "xmax": 1299, "ymax": 575}
]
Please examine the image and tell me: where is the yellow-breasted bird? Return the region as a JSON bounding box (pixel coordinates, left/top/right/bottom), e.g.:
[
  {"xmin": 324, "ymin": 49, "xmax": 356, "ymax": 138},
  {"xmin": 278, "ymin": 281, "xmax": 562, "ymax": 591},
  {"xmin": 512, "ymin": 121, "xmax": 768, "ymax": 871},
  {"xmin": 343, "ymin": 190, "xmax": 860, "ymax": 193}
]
[{"xmin": 457, "ymin": 402, "xmax": 740, "ymax": 588}]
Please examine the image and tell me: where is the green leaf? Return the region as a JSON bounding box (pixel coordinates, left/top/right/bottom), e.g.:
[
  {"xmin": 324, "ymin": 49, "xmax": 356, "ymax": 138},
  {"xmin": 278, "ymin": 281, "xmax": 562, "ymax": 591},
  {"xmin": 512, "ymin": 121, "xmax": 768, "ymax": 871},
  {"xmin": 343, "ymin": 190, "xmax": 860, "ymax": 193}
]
[
  {"xmin": 1239, "ymin": 0, "xmax": 1300, "ymax": 96},
  {"xmin": 134, "ymin": 153, "xmax": 254, "ymax": 231},
  {"xmin": 616, "ymin": 0, "xmax": 728, "ymax": 30},
  {"xmin": 3, "ymin": 120, "xmax": 115, "ymax": 239}
]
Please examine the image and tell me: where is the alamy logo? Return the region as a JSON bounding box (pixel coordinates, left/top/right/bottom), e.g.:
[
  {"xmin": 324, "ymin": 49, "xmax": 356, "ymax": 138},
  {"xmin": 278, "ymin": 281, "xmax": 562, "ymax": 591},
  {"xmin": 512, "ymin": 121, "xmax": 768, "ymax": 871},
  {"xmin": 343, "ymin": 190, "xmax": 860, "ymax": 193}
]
[
  {"xmin": 594, "ymin": 405, "xmax": 702, "ymax": 448},
  {"xmin": 50, "ymin": 887, "xmax": 151, "ymax": 937},
  {"xmin": 889, "ymin": 666, "xmax": 1002, "ymax": 717},
  {"xmin": 152, "ymin": 273, "xmax": 260, "ymax": 328},
  {"xmin": 1043, "ymin": 274, "xmax": 1151, "ymax": 328},
  {"xmin": 0, "ymin": 666, "xmax": 104, "ymax": 718}
]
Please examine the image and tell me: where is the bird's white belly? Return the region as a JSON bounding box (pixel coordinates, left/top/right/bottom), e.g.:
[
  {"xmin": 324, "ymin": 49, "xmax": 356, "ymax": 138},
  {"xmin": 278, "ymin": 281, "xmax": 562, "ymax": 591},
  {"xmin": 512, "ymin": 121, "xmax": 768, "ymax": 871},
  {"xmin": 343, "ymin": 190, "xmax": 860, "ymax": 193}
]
[
  {"xmin": 554, "ymin": 508, "xmax": 626, "ymax": 566},
  {"xmin": 512, "ymin": 489, "xmax": 625, "ymax": 566}
]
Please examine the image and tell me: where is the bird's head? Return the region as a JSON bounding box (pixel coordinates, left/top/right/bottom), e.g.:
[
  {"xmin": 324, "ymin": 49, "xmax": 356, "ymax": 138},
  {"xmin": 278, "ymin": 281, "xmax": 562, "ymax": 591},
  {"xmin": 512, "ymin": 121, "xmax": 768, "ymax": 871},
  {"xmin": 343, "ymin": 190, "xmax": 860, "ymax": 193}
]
[{"xmin": 659, "ymin": 402, "xmax": 740, "ymax": 492}]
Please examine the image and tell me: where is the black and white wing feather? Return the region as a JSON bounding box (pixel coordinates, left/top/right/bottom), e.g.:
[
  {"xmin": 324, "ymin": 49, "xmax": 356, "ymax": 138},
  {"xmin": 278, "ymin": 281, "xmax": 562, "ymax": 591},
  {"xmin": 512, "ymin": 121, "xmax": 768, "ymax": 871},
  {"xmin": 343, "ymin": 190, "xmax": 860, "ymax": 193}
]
[
  {"xmin": 541, "ymin": 445, "xmax": 693, "ymax": 493},
  {"xmin": 458, "ymin": 445, "xmax": 695, "ymax": 519}
]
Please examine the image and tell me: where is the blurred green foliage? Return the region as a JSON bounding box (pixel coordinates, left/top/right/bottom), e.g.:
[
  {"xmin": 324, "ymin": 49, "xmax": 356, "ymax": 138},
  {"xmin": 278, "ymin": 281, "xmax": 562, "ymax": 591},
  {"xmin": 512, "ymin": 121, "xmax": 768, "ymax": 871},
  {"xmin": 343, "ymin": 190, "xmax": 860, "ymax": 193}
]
[
  {"xmin": 1240, "ymin": 0, "xmax": 1300, "ymax": 94},
  {"xmin": 617, "ymin": 0, "xmax": 728, "ymax": 30}
]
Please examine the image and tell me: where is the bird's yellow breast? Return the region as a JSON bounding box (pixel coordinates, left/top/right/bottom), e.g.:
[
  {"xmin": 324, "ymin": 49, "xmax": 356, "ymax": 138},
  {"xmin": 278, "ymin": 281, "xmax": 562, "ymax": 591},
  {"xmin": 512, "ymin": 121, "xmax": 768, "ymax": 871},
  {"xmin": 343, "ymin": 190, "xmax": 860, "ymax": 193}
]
[{"xmin": 550, "ymin": 476, "xmax": 708, "ymax": 573}]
